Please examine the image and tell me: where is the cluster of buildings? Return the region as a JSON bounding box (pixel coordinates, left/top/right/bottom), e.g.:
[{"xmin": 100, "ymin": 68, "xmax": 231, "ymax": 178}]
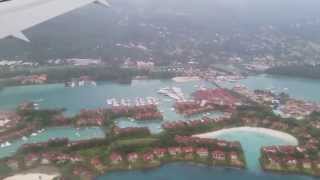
[
  {"xmin": 104, "ymin": 144, "xmax": 243, "ymax": 170},
  {"xmin": 162, "ymin": 115, "xmax": 230, "ymax": 130},
  {"xmin": 174, "ymin": 135, "xmax": 241, "ymax": 150},
  {"xmin": 233, "ymin": 84, "xmax": 320, "ymax": 120},
  {"xmin": 232, "ymin": 85, "xmax": 279, "ymax": 106},
  {"xmin": 192, "ymin": 88, "xmax": 242, "ymax": 110},
  {"xmin": 244, "ymin": 56, "xmax": 275, "ymax": 72},
  {"xmin": 0, "ymin": 111, "xmax": 21, "ymax": 131},
  {"xmin": 122, "ymin": 60, "xmax": 155, "ymax": 71},
  {"xmin": 65, "ymin": 76, "xmax": 97, "ymax": 88},
  {"xmin": 279, "ymin": 99, "xmax": 320, "ymax": 120},
  {"xmin": 16, "ymin": 74, "xmax": 48, "ymax": 85},
  {"xmin": 174, "ymin": 101, "xmax": 215, "ymax": 116},
  {"xmin": 75, "ymin": 109, "xmax": 105, "ymax": 126},
  {"xmin": 7, "ymin": 151, "xmax": 83, "ymax": 171},
  {"xmin": 110, "ymin": 104, "xmax": 163, "ymax": 121},
  {"xmin": 261, "ymin": 145, "xmax": 320, "ymax": 175}
]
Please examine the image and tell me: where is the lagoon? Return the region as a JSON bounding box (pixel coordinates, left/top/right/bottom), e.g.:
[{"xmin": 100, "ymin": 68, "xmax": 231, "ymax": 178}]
[{"xmin": 0, "ymin": 127, "xmax": 105, "ymax": 159}]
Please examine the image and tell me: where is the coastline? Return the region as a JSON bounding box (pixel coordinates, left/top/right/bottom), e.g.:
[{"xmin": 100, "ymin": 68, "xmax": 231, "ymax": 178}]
[
  {"xmin": 3, "ymin": 166, "xmax": 59, "ymax": 180},
  {"xmin": 4, "ymin": 173, "xmax": 58, "ymax": 180},
  {"xmin": 194, "ymin": 127, "xmax": 298, "ymax": 145}
]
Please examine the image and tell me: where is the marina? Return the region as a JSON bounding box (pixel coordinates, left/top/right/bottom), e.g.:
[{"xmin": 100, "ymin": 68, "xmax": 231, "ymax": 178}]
[{"xmin": 0, "ymin": 75, "xmax": 320, "ymax": 178}]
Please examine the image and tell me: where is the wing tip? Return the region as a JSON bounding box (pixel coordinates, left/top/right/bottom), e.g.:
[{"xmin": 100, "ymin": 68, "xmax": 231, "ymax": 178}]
[
  {"xmin": 11, "ymin": 32, "xmax": 30, "ymax": 42},
  {"xmin": 95, "ymin": 0, "xmax": 110, "ymax": 7}
]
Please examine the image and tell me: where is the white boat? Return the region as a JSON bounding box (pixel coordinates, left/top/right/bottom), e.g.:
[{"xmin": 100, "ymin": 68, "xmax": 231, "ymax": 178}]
[
  {"xmin": 106, "ymin": 99, "xmax": 112, "ymax": 105},
  {"xmin": 1, "ymin": 141, "xmax": 11, "ymax": 148},
  {"xmin": 37, "ymin": 129, "xmax": 45, "ymax": 133},
  {"xmin": 22, "ymin": 136, "xmax": 28, "ymax": 141},
  {"xmin": 31, "ymin": 132, "xmax": 38, "ymax": 136}
]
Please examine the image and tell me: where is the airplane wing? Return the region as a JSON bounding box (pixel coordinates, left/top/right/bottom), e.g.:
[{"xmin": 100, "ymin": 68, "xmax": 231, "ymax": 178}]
[{"xmin": 0, "ymin": 0, "xmax": 110, "ymax": 42}]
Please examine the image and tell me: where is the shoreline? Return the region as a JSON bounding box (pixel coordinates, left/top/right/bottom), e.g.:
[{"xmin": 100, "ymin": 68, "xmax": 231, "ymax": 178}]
[
  {"xmin": 3, "ymin": 166, "xmax": 59, "ymax": 180},
  {"xmin": 194, "ymin": 126, "xmax": 298, "ymax": 145}
]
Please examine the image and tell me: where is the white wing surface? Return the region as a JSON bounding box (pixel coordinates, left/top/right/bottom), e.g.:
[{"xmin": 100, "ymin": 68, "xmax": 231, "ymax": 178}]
[{"xmin": 0, "ymin": 0, "xmax": 110, "ymax": 41}]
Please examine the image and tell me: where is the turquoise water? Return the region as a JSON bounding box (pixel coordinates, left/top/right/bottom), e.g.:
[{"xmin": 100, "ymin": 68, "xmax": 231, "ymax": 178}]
[
  {"xmin": 0, "ymin": 79, "xmax": 213, "ymax": 116},
  {"xmin": 214, "ymin": 131, "xmax": 296, "ymax": 171},
  {"xmin": 0, "ymin": 127, "xmax": 105, "ymax": 158},
  {"xmin": 0, "ymin": 79, "xmax": 217, "ymax": 157},
  {"xmin": 0, "ymin": 79, "xmax": 218, "ymax": 133}
]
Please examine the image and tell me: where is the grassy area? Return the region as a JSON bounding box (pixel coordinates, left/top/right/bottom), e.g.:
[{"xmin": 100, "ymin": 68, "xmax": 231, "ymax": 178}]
[{"xmin": 0, "ymin": 163, "xmax": 12, "ymax": 177}]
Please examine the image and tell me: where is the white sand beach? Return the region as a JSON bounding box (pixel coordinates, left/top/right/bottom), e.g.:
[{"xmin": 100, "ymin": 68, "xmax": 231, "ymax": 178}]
[
  {"xmin": 172, "ymin": 76, "xmax": 201, "ymax": 82},
  {"xmin": 4, "ymin": 173, "xmax": 59, "ymax": 180},
  {"xmin": 194, "ymin": 126, "xmax": 298, "ymax": 145}
]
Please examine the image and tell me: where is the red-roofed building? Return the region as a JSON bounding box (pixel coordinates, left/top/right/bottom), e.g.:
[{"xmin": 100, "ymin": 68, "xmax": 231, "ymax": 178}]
[
  {"xmin": 143, "ymin": 153, "xmax": 155, "ymax": 162},
  {"xmin": 91, "ymin": 157, "xmax": 103, "ymax": 168},
  {"xmin": 168, "ymin": 147, "xmax": 182, "ymax": 156},
  {"xmin": 262, "ymin": 146, "xmax": 278, "ymax": 154},
  {"xmin": 127, "ymin": 153, "xmax": 139, "ymax": 162},
  {"xmin": 283, "ymin": 157, "xmax": 297, "ymax": 167},
  {"xmin": 212, "ymin": 150, "xmax": 226, "ymax": 161},
  {"xmin": 278, "ymin": 146, "xmax": 296, "ymax": 155},
  {"xmin": 196, "ymin": 148, "xmax": 209, "ymax": 158},
  {"xmin": 109, "ymin": 152, "xmax": 123, "ymax": 164},
  {"xmin": 182, "ymin": 146, "xmax": 194, "ymax": 154},
  {"xmin": 153, "ymin": 148, "xmax": 167, "ymax": 158}
]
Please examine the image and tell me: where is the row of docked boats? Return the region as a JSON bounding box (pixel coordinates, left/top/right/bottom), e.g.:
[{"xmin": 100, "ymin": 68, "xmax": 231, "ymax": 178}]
[
  {"xmin": 157, "ymin": 86, "xmax": 186, "ymax": 102},
  {"xmin": 106, "ymin": 97, "xmax": 160, "ymax": 107}
]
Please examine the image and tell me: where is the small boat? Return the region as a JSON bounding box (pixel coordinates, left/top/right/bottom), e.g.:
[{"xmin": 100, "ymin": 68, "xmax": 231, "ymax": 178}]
[
  {"xmin": 22, "ymin": 136, "xmax": 28, "ymax": 141},
  {"xmin": 1, "ymin": 141, "xmax": 11, "ymax": 148},
  {"xmin": 37, "ymin": 129, "xmax": 45, "ymax": 133},
  {"xmin": 31, "ymin": 132, "xmax": 38, "ymax": 136}
]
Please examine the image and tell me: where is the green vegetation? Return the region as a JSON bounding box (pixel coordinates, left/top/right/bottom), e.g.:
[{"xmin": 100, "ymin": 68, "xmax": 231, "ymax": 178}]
[
  {"xmin": 110, "ymin": 138, "xmax": 159, "ymax": 154},
  {"xmin": 17, "ymin": 108, "xmax": 66, "ymax": 126},
  {"xmin": 0, "ymin": 163, "xmax": 12, "ymax": 178}
]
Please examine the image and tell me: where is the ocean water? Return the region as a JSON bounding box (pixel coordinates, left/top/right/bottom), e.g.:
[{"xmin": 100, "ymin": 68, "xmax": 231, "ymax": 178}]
[
  {"xmin": 0, "ymin": 126, "xmax": 105, "ymax": 158},
  {"xmin": 97, "ymin": 163, "xmax": 313, "ymax": 180}
]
